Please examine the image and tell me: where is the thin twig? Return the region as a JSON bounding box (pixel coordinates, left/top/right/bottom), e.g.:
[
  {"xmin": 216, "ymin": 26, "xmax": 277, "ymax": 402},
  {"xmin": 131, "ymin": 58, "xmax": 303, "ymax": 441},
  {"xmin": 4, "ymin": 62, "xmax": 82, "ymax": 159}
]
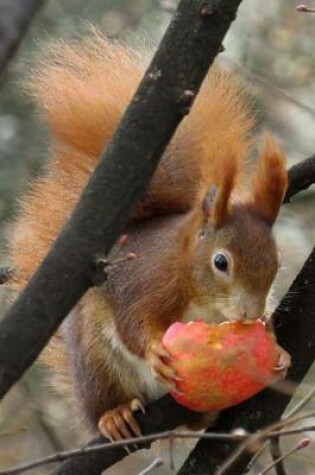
[
  {"xmin": 283, "ymin": 386, "xmax": 315, "ymax": 420},
  {"xmin": 2, "ymin": 424, "xmax": 315, "ymax": 475},
  {"xmin": 138, "ymin": 457, "xmax": 164, "ymax": 475},
  {"xmin": 0, "ymin": 431, "xmax": 247, "ymax": 475},
  {"xmin": 268, "ymin": 425, "xmax": 315, "ymax": 437},
  {"xmin": 258, "ymin": 438, "xmax": 311, "ymax": 475},
  {"xmin": 296, "ymin": 4, "xmax": 315, "ymax": 13},
  {"xmin": 269, "ymin": 438, "xmax": 287, "ymax": 475},
  {"xmin": 212, "ymin": 410, "xmax": 315, "ymax": 475},
  {"xmin": 169, "ymin": 433, "xmax": 175, "ymax": 470},
  {"xmin": 246, "ymin": 440, "xmax": 268, "ymax": 470},
  {"xmin": 250, "ymin": 386, "xmax": 315, "ymax": 468}
]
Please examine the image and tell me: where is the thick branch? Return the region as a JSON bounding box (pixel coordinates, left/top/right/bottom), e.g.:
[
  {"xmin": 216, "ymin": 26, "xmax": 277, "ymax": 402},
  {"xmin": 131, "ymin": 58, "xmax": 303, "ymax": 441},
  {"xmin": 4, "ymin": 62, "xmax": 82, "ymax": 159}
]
[
  {"xmin": 0, "ymin": 0, "xmax": 243, "ymax": 399},
  {"xmin": 284, "ymin": 154, "xmax": 315, "ymax": 202},
  {"xmin": 0, "ymin": 0, "xmax": 45, "ymax": 74}
]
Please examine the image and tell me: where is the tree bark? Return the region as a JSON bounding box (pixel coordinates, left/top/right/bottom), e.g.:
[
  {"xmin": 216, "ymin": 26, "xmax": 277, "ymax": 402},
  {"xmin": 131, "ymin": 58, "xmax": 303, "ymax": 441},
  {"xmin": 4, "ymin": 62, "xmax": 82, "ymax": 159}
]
[
  {"xmin": 285, "ymin": 154, "xmax": 315, "ymax": 202},
  {"xmin": 0, "ymin": 0, "xmax": 45, "ymax": 74}
]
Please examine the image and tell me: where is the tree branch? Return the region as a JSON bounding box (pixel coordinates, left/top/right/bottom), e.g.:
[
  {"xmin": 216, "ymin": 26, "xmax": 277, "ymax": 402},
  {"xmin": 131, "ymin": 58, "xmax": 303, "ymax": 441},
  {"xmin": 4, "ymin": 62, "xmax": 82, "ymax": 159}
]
[
  {"xmin": 3, "ymin": 425, "xmax": 315, "ymax": 474},
  {"xmin": 0, "ymin": 0, "xmax": 45, "ymax": 74},
  {"xmin": 284, "ymin": 154, "xmax": 315, "ymax": 202},
  {"xmin": 0, "ymin": 0, "xmax": 243, "ymax": 399}
]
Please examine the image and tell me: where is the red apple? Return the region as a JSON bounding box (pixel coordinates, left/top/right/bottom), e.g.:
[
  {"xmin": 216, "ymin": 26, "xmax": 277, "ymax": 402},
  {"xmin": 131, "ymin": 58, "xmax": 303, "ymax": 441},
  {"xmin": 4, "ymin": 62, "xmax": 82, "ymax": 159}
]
[{"xmin": 162, "ymin": 320, "xmax": 279, "ymax": 411}]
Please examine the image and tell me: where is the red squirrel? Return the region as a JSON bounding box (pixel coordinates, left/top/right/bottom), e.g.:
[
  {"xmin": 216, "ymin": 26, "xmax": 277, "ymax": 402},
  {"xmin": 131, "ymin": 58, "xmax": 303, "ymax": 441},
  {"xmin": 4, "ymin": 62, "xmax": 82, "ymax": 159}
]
[{"xmin": 8, "ymin": 32, "xmax": 290, "ymax": 440}]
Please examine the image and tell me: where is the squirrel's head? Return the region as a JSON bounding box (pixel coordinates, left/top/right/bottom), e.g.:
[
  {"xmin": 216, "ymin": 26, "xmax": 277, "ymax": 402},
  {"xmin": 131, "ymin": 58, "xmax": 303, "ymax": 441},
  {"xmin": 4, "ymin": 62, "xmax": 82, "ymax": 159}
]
[{"xmin": 190, "ymin": 135, "xmax": 288, "ymax": 323}]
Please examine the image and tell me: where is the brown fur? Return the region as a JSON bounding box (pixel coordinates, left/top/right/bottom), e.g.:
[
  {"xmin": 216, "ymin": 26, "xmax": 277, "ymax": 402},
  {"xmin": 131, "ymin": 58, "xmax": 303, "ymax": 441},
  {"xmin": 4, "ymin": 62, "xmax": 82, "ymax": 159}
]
[
  {"xmin": 249, "ymin": 134, "xmax": 288, "ymax": 224},
  {"xmin": 211, "ymin": 155, "xmax": 237, "ymax": 228},
  {"xmin": 8, "ymin": 31, "xmax": 288, "ymax": 433}
]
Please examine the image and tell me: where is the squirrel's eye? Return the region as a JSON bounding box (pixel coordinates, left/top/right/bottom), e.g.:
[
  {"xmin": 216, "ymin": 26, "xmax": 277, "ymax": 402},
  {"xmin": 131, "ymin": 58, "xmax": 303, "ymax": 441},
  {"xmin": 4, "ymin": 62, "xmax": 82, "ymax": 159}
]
[{"xmin": 213, "ymin": 253, "xmax": 229, "ymax": 273}]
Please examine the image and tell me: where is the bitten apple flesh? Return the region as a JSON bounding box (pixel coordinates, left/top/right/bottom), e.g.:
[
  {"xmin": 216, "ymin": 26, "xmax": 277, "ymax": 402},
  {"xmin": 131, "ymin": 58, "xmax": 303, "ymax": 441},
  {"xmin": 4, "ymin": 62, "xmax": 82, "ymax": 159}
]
[{"xmin": 162, "ymin": 320, "xmax": 279, "ymax": 412}]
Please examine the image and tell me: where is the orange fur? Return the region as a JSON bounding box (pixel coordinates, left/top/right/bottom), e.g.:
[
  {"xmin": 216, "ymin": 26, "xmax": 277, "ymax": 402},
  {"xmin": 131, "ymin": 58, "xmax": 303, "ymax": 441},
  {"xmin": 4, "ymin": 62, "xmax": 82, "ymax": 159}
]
[
  {"xmin": 211, "ymin": 155, "xmax": 238, "ymax": 228},
  {"xmin": 25, "ymin": 32, "xmax": 144, "ymax": 160},
  {"xmin": 249, "ymin": 134, "xmax": 288, "ymax": 224}
]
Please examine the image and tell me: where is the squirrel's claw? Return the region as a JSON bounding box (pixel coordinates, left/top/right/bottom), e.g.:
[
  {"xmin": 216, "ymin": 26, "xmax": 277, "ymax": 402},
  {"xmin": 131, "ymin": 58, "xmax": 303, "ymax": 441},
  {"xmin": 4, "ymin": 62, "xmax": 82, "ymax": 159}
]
[
  {"xmin": 98, "ymin": 398, "xmax": 143, "ymax": 441},
  {"xmin": 147, "ymin": 340, "xmax": 180, "ymax": 391},
  {"xmin": 273, "ymin": 345, "xmax": 291, "ymax": 379}
]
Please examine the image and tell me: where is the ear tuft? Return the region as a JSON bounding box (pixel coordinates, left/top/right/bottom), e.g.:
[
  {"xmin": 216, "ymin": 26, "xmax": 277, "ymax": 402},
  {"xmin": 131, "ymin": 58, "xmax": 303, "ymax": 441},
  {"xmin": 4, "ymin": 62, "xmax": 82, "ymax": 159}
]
[
  {"xmin": 250, "ymin": 134, "xmax": 288, "ymax": 225},
  {"xmin": 202, "ymin": 186, "xmax": 217, "ymax": 221},
  {"xmin": 209, "ymin": 156, "xmax": 237, "ymax": 228}
]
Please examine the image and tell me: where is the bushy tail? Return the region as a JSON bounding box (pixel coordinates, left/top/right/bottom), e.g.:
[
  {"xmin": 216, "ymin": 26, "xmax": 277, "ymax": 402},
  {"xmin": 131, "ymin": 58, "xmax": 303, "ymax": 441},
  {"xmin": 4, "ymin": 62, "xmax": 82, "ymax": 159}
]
[{"xmin": 26, "ymin": 30, "xmax": 145, "ymax": 161}]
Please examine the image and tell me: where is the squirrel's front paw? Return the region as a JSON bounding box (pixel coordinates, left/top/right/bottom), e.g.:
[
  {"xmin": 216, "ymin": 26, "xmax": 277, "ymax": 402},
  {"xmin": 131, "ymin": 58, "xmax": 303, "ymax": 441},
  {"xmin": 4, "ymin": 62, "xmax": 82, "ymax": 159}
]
[
  {"xmin": 147, "ymin": 339, "xmax": 181, "ymax": 391},
  {"xmin": 98, "ymin": 398, "xmax": 145, "ymax": 441},
  {"xmin": 273, "ymin": 344, "xmax": 291, "ymax": 379}
]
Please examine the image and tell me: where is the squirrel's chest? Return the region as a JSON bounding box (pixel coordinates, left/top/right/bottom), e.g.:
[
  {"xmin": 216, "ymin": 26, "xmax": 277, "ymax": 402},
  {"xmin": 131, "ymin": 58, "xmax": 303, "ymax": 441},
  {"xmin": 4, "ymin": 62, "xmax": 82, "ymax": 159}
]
[{"xmin": 103, "ymin": 322, "xmax": 167, "ymax": 403}]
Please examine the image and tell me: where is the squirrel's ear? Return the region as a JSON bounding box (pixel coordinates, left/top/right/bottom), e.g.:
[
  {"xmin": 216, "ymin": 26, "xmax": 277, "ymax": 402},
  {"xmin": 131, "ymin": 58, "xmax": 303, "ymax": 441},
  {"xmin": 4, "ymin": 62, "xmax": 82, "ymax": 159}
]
[
  {"xmin": 202, "ymin": 159, "xmax": 236, "ymax": 228},
  {"xmin": 250, "ymin": 134, "xmax": 288, "ymax": 226},
  {"xmin": 202, "ymin": 186, "xmax": 217, "ymax": 221}
]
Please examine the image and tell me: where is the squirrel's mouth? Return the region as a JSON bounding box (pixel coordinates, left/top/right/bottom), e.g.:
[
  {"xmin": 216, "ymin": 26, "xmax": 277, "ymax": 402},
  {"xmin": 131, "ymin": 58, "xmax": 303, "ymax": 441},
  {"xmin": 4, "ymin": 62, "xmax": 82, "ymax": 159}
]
[
  {"xmin": 217, "ymin": 308, "xmax": 265, "ymax": 325},
  {"xmin": 183, "ymin": 302, "xmax": 265, "ymax": 325},
  {"xmin": 212, "ymin": 297, "xmax": 267, "ymax": 323}
]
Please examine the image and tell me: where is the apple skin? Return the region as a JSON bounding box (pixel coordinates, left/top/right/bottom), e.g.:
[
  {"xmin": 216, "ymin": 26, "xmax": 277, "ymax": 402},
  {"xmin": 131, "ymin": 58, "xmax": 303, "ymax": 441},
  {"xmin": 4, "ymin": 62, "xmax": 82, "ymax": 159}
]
[{"xmin": 162, "ymin": 320, "xmax": 279, "ymax": 412}]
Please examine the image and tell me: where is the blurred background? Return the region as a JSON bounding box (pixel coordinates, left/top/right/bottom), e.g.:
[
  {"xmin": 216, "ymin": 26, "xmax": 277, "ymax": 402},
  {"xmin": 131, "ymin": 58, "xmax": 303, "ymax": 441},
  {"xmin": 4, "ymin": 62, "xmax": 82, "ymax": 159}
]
[{"xmin": 0, "ymin": 0, "xmax": 315, "ymax": 473}]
